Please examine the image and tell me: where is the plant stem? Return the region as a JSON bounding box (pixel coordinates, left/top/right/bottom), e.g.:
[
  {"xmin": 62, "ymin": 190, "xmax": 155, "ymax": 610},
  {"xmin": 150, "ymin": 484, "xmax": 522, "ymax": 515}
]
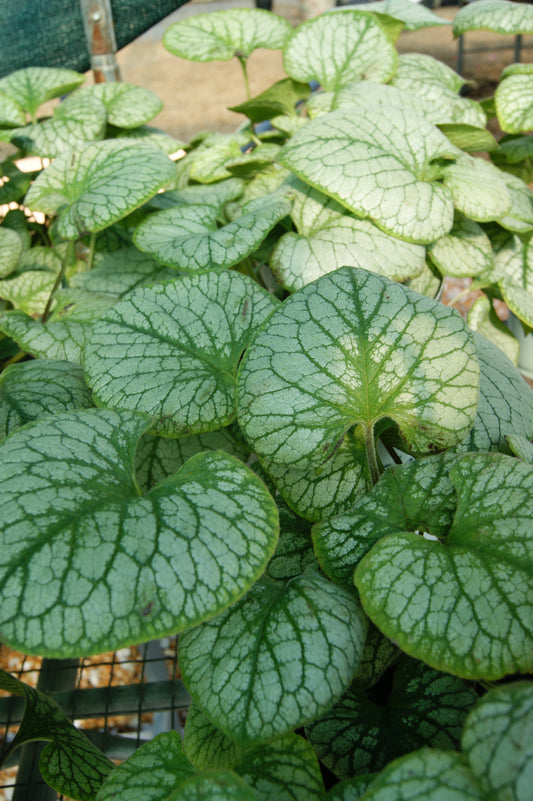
[
  {"xmin": 86, "ymin": 231, "xmax": 97, "ymax": 272},
  {"xmin": 2, "ymin": 350, "xmax": 26, "ymax": 369},
  {"xmin": 41, "ymin": 240, "xmax": 74, "ymax": 323},
  {"xmin": 237, "ymin": 55, "xmax": 251, "ymax": 100},
  {"xmin": 364, "ymin": 424, "xmax": 381, "ymax": 486}
]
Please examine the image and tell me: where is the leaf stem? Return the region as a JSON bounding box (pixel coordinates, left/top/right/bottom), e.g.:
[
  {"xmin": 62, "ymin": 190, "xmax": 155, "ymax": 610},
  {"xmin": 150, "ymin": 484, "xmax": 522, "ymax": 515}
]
[
  {"xmin": 237, "ymin": 55, "xmax": 251, "ymax": 100},
  {"xmin": 86, "ymin": 231, "xmax": 97, "ymax": 272},
  {"xmin": 364, "ymin": 424, "xmax": 381, "ymax": 486},
  {"xmin": 41, "ymin": 240, "xmax": 74, "ymax": 323}
]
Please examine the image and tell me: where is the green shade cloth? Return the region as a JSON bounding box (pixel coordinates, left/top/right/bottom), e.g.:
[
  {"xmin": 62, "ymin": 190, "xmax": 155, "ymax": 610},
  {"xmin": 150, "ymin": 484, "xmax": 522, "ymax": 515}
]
[{"xmin": 0, "ymin": 0, "xmax": 191, "ymax": 78}]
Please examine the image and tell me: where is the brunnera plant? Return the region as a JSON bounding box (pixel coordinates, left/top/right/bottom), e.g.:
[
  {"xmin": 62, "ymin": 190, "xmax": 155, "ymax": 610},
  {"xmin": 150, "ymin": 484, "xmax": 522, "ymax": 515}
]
[{"xmin": 0, "ymin": 2, "xmax": 532, "ymax": 799}]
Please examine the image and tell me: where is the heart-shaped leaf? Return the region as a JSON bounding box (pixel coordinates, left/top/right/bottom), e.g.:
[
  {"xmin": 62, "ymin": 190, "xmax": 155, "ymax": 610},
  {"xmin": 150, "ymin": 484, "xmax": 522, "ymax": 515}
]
[
  {"xmin": 277, "ymin": 107, "xmax": 459, "ymax": 243},
  {"xmin": 0, "ymin": 409, "xmax": 279, "ymax": 656},
  {"xmin": 0, "ymin": 227, "xmax": 24, "ymax": 278},
  {"xmin": 0, "ymin": 669, "xmax": 113, "ymax": 801},
  {"xmin": 162, "ymin": 9, "xmax": 292, "ymax": 62},
  {"xmin": 135, "ymin": 426, "xmax": 249, "ymax": 493},
  {"xmin": 350, "ymin": 749, "xmax": 484, "ymax": 800},
  {"xmin": 0, "ymin": 359, "xmax": 93, "ymax": 440},
  {"xmin": 259, "ymin": 429, "xmax": 372, "ymax": 522},
  {"xmin": 491, "ymin": 231, "xmax": 533, "ymax": 327},
  {"xmin": 70, "ymin": 247, "xmax": 177, "ymax": 298},
  {"xmin": 179, "ymin": 567, "xmax": 368, "ymax": 745},
  {"xmin": 184, "ymin": 704, "xmax": 246, "ymax": 771},
  {"xmin": 0, "ymin": 67, "xmax": 85, "ymax": 119},
  {"xmin": 355, "ymin": 452, "xmax": 533, "ymax": 679},
  {"xmin": 283, "ymin": 11, "xmax": 397, "ymax": 91},
  {"xmin": 0, "ymin": 93, "xmax": 25, "ymax": 127},
  {"xmin": 95, "ymin": 731, "xmax": 197, "ymax": 801},
  {"xmin": 454, "ymin": 332, "xmax": 533, "ymax": 453},
  {"xmin": 313, "ymin": 454, "xmax": 457, "ymax": 587},
  {"xmin": 75, "ymin": 83, "xmax": 163, "ymax": 129},
  {"xmin": 467, "ymin": 296, "xmax": 520, "ymax": 365},
  {"xmin": 270, "ymin": 178, "xmax": 425, "ymax": 290},
  {"xmin": 495, "ymin": 63, "xmax": 533, "ymax": 134},
  {"xmin": 442, "ymin": 154, "xmax": 512, "ymax": 222},
  {"xmin": 362, "ymin": 0, "xmax": 451, "ymax": 30},
  {"xmin": 498, "ymin": 171, "xmax": 533, "ymax": 233},
  {"xmin": 390, "ymin": 54, "xmax": 486, "ymax": 127},
  {"xmin": 305, "ymin": 656, "xmax": 478, "ymax": 778},
  {"xmin": 235, "ymin": 732, "xmax": 325, "ymax": 801},
  {"xmin": 8, "ymin": 91, "xmax": 106, "ymax": 157},
  {"xmin": 24, "ymin": 139, "xmax": 176, "ymax": 239},
  {"xmin": 83, "ymin": 272, "xmax": 279, "ymax": 436},
  {"xmin": 428, "ymin": 214, "xmax": 494, "ymax": 279},
  {"xmin": 453, "ymin": 0, "xmax": 533, "ymax": 36},
  {"xmin": 333, "ymin": 81, "xmax": 443, "ymax": 125},
  {"xmin": 0, "ymin": 289, "xmax": 117, "ymax": 363},
  {"xmin": 461, "ymin": 681, "xmax": 533, "ymax": 801},
  {"xmin": 237, "ymin": 267, "xmax": 479, "ymax": 480},
  {"xmin": 133, "ymin": 195, "xmax": 291, "ymax": 271}
]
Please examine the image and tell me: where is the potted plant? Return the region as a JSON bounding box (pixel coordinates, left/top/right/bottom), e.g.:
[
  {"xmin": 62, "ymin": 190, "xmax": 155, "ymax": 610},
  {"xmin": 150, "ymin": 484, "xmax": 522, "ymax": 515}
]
[{"xmin": 0, "ymin": 2, "xmax": 532, "ymax": 799}]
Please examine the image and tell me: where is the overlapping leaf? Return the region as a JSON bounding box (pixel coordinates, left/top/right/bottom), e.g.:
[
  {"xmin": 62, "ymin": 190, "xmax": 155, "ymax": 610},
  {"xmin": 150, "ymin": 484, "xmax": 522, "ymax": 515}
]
[
  {"xmin": 313, "ymin": 454, "xmax": 457, "ymax": 587},
  {"xmin": 0, "ymin": 669, "xmax": 113, "ymax": 801},
  {"xmin": 495, "ymin": 63, "xmax": 533, "ymax": 134},
  {"xmin": 0, "ymin": 227, "xmax": 24, "ymax": 278},
  {"xmin": 462, "ymin": 682, "xmax": 533, "ymax": 801},
  {"xmin": 442, "ymin": 154, "xmax": 512, "ymax": 222},
  {"xmin": 428, "ymin": 214, "xmax": 494, "ymax": 279},
  {"xmin": 283, "ymin": 11, "xmax": 397, "ymax": 91},
  {"xmin": 277, "ymin": 107, "xmax": 459, "ymax": 243},
  {"xmin": 235, "ymin": 732, "xmax": 325, "ymax": 801},
  {"xmin": 0, "ymin": 359, "xmax": 93, "ymax": 440},
  {"xmin": 135, "ymin": 426, "xmax": 249, "ymax": 492},
  {"xmin": 8, "ymin": 91, "xmax": 106, "ymax": 157},
  {"xmin": 453, "ymin": 0, "xmax": 533, "ymax": 36},
  {"xmin": 454, "ymin": 332, "xmax": 533, "ymax": 453},
  {"xmin": 355, "ymin": 453, "xmax": 533, "ymax": 679},
  {"xmin": 70, "ymin": 247, "xmax": 177, "ymax": 298},
  {"xmin": 237, "ymin": 267, "xmax": 479, "ymax": 477},
  {"xmin": 390, "ymin": 53, "xmax": 486, "ymax": 127},
  {"xmin": 24, "ymin": 139, "xmax": 176, "ymax": 239},
  {"xmin": 95, "ymin": 731, "xmax": 197, "ymax": 800},
  {"xmin": 305, "ymin": 657, "xmax": 477, "ymax": 778},
  {"xmin": 179, "ymin": 567, "xmax": 368, "ymax": 745},
  {"xmin": 84, "ymin": 272, "xmax": 280, "ymax": 436},
  {"xmin": 270, "ymin": 178, "xmax": 425, "ymax": 290},
  {"xmin": 0, "ymin": 409, "xmax": 279, "ymax": 656},
  {"xmin": 75, "ymin": 83, "xmax": 163, "ymax": 128},
  {"xmin": 133, "ymin": 195, "xmax": 291, "ymax": 271},
  {"xmin": 0, "ymin": 289, "xmax": 117, "ymax": 364},
  {"xmin": 362, "ymin": 0, "xmax": 451, "ymax": 30},
  {"xmin": 0, "ymin": 67, "xmax": 85, "ymax": 118},
  {"xmin": 162, "ymin": 9, "xmax": 292, "ymax": 62}
]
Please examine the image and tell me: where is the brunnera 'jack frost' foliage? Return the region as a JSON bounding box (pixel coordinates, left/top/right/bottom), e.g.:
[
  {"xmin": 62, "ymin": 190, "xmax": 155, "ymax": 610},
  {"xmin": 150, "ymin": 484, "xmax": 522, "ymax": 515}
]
[{"xmin": 0, "ymin": 2, "xmax": 533, "ymax": 799}]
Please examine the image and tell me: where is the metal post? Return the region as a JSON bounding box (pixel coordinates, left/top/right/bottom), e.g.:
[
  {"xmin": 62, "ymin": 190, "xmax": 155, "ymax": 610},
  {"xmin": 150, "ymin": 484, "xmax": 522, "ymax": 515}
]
[{"xmin": 80, "ymin": 0, "xmax": 121, "ymax": 83}]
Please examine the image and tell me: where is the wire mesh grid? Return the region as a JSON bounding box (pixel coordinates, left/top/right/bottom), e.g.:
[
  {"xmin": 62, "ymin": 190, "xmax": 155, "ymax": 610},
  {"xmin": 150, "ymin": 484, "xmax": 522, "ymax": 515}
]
[{"xmin": 0, "ymin": 639, "xmax": 191, "ymax": 800}]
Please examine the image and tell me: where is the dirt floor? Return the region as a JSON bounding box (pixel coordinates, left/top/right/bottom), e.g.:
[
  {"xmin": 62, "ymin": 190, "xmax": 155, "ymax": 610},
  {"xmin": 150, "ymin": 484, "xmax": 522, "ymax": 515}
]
[{"xmin": 113, "ymin": 1, "xmax": 533, "ymax": 142}]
